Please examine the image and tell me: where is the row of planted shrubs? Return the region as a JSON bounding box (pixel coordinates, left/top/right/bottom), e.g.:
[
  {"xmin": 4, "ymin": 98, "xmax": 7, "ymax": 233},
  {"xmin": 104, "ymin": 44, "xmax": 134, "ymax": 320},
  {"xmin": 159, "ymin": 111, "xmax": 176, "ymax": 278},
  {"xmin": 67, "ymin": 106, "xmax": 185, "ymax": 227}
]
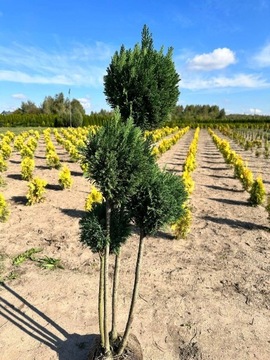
[
  {"xmin": 218, "ymin": 125, "xmax": 270, "ymax": 158},
  {"xmin": 208, "ymin": 128, "xmax": 267, "ymax": 207},
  {"xmin": 0, "ymin": 132, "xmax": 14, "ymax": 219},
  {"xmin": 0, "ymin": 128, "xmax": 74, "ymax": 221},
  {"xmin": 151, "ymin": 126, "xmax": 190, "ymax": 158},
  {"xmin": 1, "ymin": 124, "xmax": 184, "ymax": 218},
  {"xmin": 1, "ymin": 123, "xmax": 192, "ymax": 222},
  {"xmin": 171, "ymin": 127, "xmax": 200, "ymax": 239}
]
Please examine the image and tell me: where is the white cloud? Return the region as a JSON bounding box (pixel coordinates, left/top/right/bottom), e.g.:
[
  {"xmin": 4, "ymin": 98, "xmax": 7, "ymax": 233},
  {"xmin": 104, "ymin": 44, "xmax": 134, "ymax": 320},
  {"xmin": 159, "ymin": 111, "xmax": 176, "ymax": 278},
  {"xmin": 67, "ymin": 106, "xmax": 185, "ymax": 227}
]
[
  {"xmin": 0, "ymin": 68, "xmax": 104, "ymax": 86},
  {"xmin": 253, "ymin": 43, "xmax": 270, "ymax": 67},
  {"xmin": 12, "ymin": 93, "xmax": 27, "ymax": 100},
  {"xmin": 0, "ymin": 70, "xmax": 71, "ymax": 85},
  {"xmin": 181, "ymin": 73, "xmax": 269, "ymax": 90},
  {"xmin": 249, "ymin": 108, "xmax": 262, "ymax": 114},
  {"xmin": 78, "ymin": 97, "xmax": 91, "ymax": 110},
  {"xmin": 187, "ymin": 48, "xmax": 236, "ymax": 71},
  {"xmin": 0, "ymin": 42, "xmax": 111, "ymax": 86}
]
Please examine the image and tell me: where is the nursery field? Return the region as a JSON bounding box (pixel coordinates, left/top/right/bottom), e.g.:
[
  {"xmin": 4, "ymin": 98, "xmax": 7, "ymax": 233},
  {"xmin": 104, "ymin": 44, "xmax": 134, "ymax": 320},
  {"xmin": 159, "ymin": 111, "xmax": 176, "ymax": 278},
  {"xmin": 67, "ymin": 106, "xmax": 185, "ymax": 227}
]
[{"xmin": 0, "ymin": 127, "xmax": 270, "ymax": 360}]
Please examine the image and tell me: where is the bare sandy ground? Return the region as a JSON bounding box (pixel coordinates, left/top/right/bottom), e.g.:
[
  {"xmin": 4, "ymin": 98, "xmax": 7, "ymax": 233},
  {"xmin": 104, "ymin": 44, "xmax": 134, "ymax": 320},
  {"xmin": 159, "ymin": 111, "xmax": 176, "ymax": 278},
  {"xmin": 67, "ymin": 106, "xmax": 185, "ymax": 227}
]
[{"xmin": 0, "ymin": 128, "xmax": 269, "ymax": 360}]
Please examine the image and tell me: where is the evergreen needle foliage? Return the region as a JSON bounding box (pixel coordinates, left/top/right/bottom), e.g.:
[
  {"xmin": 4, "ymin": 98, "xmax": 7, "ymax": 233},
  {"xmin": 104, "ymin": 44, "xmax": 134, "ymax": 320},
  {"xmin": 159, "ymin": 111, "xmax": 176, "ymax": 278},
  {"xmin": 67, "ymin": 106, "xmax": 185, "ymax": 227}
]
[
  {"xmin": 21, "ymin": 157, "xmax": 35, "ymax": 181},
  {"xmin": 80, "ymin": 110, "xmax": 188, "ymax": 358},
  {"xmin": 171, "ymin": 205, "xmax": 192, "ymax": 239},
  {"xmin": 81, "ymin": 113, "xmax": 154, "ymax": 204},
  {"xmin": 0, "ymin": 155, "xmax": 8, "ymax": 172},
  {"xmin": 80, "ymin": 202, "xmax": 131, "ymax": 255},
  {"xmin": 248, "ymin": 176, "xmax": 266, "ymax": 206},
  {"xmin": 129, "ymin": 165, "xmax": 188, "ymax": 237},
  {"xmin": 58, "ymin": 164, "xmax": 73, "ymax": 189},
  {"xmin": 80, "ymin": 113, "xmax": 155, "ymax": 357},
  {"xmin": 104, "ymin": 25, "xmax": 180, "ymax": 130},
  {"xmin": 46, "ymin": 150, "xmax": 61, "ymax": 169},
  {"xmin": 26, "ymin": 177, "xmax": 47, "ymax": 205},
  {"xmin": 0, "ymin": 193, "xmax": 10, "ymax": 222},
  {"xmin": 84, "ymin": 185, "xmax": 103, "ymax": 211}
]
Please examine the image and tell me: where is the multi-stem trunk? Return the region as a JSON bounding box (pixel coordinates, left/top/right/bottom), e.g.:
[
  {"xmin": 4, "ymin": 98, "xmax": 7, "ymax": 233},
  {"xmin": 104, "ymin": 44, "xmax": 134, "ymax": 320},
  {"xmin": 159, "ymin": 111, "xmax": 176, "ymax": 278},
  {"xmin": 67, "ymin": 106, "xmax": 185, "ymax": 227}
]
[
  {"xmin": 111, "ymin": 249, "xmax": 121, "ymax": 342},
  {"xmin": 98, "ymin": 254, "xmax": 105, "ymax": 348},
  {"xmin": 104, "ymin": 200, "xmax": 112, "ymax": 358},
  {"xmin": 117, "ymin": 229, "xmax": 145, "ymax": 356}
]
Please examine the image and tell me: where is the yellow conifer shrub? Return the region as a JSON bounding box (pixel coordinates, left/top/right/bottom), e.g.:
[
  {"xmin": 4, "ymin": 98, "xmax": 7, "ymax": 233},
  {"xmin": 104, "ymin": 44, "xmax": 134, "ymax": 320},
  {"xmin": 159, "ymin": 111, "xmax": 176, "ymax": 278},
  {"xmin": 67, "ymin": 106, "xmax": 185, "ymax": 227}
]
[
  {"xmin": 248, "ymin": 176, "xmax": 266, "ymax": 206},
  {"xmin": 58, "ymin": 165, "xmax": 73, "ymax": 189},
  {"xmin": 21, "ymin": 157, "xmax": 35, "ymax": 180},
  {"xmin": 239, "ymin": 167, "xmax": 254, "ymax": 191},
  {"xmin": 46, "ymin": 150, "xmax": 61, "ymax": 169},
  {"xmin": 0, "ymin": 154, "xmax": 7, "ymax": 172},
  {"xmin": 171, "ymin": 205, "xmax": 192, "ymax": 239},
  {"xmin": 26, "ymin": 177, "xmax": 47, "ymax": 205},
  {"xmin": 85, "ymin": 185, "xmax": 103, "ymax": 211},
  {"xmin": 0, "ymin": 193, "xmax": 10, "ymax": 222},
  {"xmin": 1, "ymin": 142, "xmax": 12, "ymax": 159},
  {"xmin": 151, "ymin": 146, "xmax": 160, "ymax": 158},
  {"xmin": 20, "ymin": 145, "xmax": 34, "ymax": 159},
  {"xmin": 182, "ymin": 171, "xmax": 195, "ymax": 195}
]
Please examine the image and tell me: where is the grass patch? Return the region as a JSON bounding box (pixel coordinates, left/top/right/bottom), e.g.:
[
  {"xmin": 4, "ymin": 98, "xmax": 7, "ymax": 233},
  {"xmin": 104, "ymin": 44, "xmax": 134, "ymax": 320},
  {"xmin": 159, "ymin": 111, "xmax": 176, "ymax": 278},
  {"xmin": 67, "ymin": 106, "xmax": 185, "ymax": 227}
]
[
  {"xmin": 12, "ymin": 248, "xmax": 43, "ymax": 266},
  {"xmin": 0, "ymin": 127, "xmax": 49, "ymax": 135},
  {"xmin": 0, "ymin": 248, "xmax": 64, "ymax": 285},
  {"xmin": 12, "ymin": 248, "xmax": 63, "ymax": 270},
  {"xmin": 36, "ymin": 256, "xmax": 64, "ymax": 270}
]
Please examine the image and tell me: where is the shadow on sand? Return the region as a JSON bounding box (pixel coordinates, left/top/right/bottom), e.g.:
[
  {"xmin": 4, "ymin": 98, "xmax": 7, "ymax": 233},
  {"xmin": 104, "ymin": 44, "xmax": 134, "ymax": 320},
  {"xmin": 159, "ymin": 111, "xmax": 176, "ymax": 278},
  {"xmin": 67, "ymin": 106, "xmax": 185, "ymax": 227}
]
[
  {"xmin": 46, "ymin": 183, "xmax": 63, "ymax": 191},
  {"xmin": 208, "ymin": 197, "xmax": 249, "ymax": 206},
  {"xmin": 60, "ymin": 208, "xmax": 86, "ymax": 218},
  {"xmin": 7, "ymin": 174, "xmax": 22, "ymax": 180},
  {"xmin": 203, "ymin": 215, "xmax": 269, "ymax": 231},
  {"xmin": 204, "ymin": 184, "xmax": 243, "ymax": 193},
  {"xmin": 0, "ymin": 283, "xmax": 98, "ymax": 360},
  {"xmin": 11, "ymin": 196, "xmax": 28, "ymax": 205}
]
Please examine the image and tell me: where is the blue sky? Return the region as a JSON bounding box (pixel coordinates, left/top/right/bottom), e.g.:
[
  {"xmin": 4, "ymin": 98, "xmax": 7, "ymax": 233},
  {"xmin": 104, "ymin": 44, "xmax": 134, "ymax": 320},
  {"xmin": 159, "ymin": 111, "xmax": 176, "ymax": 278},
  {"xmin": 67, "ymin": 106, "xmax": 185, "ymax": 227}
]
[{"xmin": 0, "ymin": 0, "xmax": 270, "ymax": 115}]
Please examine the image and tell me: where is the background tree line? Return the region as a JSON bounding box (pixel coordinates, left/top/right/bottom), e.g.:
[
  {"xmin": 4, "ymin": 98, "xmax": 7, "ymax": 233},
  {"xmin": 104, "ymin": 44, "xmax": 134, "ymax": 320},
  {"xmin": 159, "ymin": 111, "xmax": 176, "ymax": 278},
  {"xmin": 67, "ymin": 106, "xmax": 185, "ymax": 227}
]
[
  {"xmin": 168, "ymin": 105, "xmax": 270, "ymax": 127},
  {"xmin": 0, "ymin": 92, "xmax": 86, "ymax": 128},
  {"xmin": 171, "ymin": 104, "xmax": 225, "ymax": 122},
  {"xmin": 1, "ymin": 102, "xmax": 270, "ymax": 128}
]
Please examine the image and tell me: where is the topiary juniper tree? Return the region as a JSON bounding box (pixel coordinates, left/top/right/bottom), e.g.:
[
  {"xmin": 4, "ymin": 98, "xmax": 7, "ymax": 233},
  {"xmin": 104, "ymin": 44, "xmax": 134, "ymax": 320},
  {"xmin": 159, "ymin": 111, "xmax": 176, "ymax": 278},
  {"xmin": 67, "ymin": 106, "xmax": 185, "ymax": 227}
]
[
  {"xmin": 80, "ymin": 111, "xmax": 188, "ymax": 358},
  {"xmin": 80, "ymin": 113, "xmax": 155, "ymax": 358},
  {"xmin": 104, "ymin": 25, "xmax": 180, "ymax": 131}
]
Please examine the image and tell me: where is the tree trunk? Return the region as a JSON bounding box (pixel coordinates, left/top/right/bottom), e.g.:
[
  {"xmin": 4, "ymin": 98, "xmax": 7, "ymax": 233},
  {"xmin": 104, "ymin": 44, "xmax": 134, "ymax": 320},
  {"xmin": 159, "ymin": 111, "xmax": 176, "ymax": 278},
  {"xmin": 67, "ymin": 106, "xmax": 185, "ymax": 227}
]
[
  {"xmin": 111, "ymin": 249, "xmax": 121, "ymax": 342},
  {"xmin": 104, "ymin": 201, "xmax": 112, "ymax": 358},
  {"xmin": 99, "ymin": 254, "xmax": 105, "ymax": 348},
  {"xmin": 117, "ymin": 230, "xmax": 145, "ymax": 356}
]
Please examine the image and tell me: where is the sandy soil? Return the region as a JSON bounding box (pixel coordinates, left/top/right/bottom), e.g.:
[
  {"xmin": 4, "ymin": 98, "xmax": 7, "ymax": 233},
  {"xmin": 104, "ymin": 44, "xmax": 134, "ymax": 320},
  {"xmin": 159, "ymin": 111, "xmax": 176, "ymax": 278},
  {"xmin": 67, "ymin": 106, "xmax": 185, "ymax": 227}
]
[{"xmin": 0, "ymin": 128, "xmax": 269, "ymax": 360}]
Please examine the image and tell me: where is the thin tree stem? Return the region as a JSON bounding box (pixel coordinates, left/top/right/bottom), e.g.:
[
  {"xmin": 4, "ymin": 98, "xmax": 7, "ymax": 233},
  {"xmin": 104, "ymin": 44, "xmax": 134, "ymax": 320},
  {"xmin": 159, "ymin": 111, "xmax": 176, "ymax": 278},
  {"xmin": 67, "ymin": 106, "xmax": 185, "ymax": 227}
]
[
  {"xmin": 117, "ymin": 230, "xmax": 145, "ymax": 356},
  {"xmin": 104, "ymin": 200, "xmax": 112, "ymax": 357},
  {"xmin": 111, "ymin": 249, "xmax": 121, "ymax": 342},
  {"xmin": 99, "ymin": 254, "xmax": 105, "ymax": 348}
]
